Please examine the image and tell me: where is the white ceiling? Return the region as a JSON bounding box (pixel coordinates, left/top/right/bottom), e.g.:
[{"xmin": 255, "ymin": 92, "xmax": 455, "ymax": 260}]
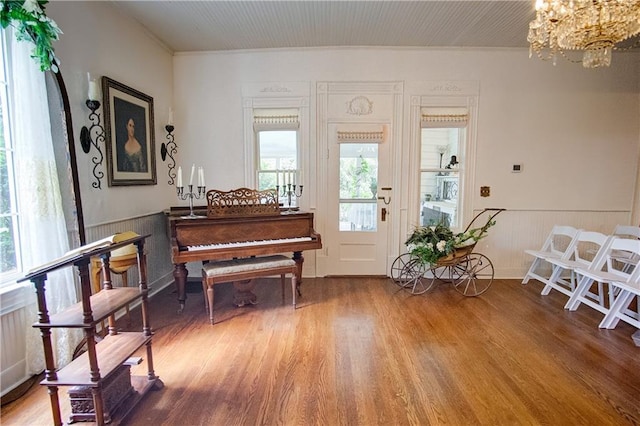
[{"xmin": 110, "ymin": 1, "xmax": 539, "ymax": 53}]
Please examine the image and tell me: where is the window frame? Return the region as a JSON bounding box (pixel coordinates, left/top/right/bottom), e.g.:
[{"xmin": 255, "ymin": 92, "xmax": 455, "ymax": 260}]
[
  {"xmin": 0, "ymin": 31, "xmax": 22, "ymax": 287},
  {"xmin": 242, "ymin": 83, "xmax": 311, "ymax": 208},
  {"xmin": 407, "ymin": 85, "xmax": 479, "ymax": 236}
]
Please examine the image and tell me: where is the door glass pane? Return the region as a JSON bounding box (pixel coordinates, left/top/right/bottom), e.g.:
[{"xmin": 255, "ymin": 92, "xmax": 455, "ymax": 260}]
[
  {"xmin": 339, "ymin": 143, "xmax": 378, "ymax": 232},
  {"xmin": 419, "ymin": 128, "xmax": 463, "ymax": 228}
]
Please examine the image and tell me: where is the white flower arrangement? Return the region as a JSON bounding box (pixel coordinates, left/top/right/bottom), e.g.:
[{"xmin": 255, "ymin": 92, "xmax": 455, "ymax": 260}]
[{"xmin": 405, "ymin": 220, "xmax": 496, "ymax": 265}]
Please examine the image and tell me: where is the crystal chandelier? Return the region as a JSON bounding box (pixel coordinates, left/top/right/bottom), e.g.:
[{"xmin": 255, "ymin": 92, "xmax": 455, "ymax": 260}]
[{"xmin": 528, "ymin": 0, "xmax": 640, "ymax": 68}]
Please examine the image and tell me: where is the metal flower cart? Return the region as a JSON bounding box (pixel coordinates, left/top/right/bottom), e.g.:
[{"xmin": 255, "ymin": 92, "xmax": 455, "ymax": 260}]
[{"xmin": 390, "ymin": 208, "xmax": 505, "ymax": 296}]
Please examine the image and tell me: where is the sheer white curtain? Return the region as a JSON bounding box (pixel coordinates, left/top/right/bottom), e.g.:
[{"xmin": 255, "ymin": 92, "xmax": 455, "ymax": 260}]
[{"xmin": 8, "ymin": 31, "xmax": 83, "ymax": 374}]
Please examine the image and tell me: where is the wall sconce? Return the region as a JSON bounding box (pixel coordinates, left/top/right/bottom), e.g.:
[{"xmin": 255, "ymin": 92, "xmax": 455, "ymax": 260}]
[
  {"xmin": 160, "ymin": 109, "xmax": 178, "ymax": 185},
  {"xmin": 80, "ymin": 76, "xmax": 105, "ymax": 189}
]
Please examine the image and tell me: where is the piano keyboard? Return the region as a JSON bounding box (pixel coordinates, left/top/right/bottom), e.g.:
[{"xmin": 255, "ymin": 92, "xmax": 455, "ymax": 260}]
[{"xmin": 187, "ymin": 236, "xmax": 313, "ymax": 251}]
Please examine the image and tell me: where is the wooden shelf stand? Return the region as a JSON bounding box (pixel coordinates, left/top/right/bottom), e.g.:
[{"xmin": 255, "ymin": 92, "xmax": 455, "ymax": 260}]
[{"xmin": 19, "ymin": 234, "xmax": 163, "ymax": 425}]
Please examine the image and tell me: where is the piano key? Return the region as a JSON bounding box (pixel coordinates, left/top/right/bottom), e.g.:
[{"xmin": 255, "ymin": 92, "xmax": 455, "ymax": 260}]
[{"xmin": 187, "ymin": 236, "xmax": 313, "ymax": 251}]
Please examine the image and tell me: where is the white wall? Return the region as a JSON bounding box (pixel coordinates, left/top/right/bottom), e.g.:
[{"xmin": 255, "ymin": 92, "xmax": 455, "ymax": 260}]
[
  {"xmin": 173, "ymin": 47, "xmax": 639, "ymax": 277},
  {"xmin": 47, "ymin": 1, "xmax": 175, "ymax": 227},
  {"xmin": 43, "ymin": 3, "xmax": 640, "ymax": 277}
]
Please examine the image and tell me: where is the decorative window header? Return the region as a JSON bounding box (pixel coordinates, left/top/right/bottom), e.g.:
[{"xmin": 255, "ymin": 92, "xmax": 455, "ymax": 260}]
[
  {"xmin": 253, "ymin": 108, "xmax": 299, "ymax": 131},
  {"xmin": 421, "ymin": 107, "xmax": 468, "ymax": 128},
  {"xmin": 337, "ymin": 131, "xmax": 385, "ymax": 143}
]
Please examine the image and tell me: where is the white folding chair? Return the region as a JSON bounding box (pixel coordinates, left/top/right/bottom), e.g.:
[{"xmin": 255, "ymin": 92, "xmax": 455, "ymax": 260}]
[
  {"xmin": 540, "ymin": 232, "xmax": 613, "ymax": 304},
  {"xmin": 611, "ymin": 225, "xmax": 640, "ymax": 273},
  {"xmin": 567, "ymin": 238, "xmax": 640, "ymax": 323},
  {"xmin": 522, "ymin": 226, "xmax": 581, "ymax": 285},
  {"xmin": 600, "ymin": 268, "xmax": 640, "ymax": 330}
]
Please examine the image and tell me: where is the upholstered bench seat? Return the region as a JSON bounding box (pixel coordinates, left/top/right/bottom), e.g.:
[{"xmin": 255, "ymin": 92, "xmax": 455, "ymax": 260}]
[{"xmin": 201, "ymin": 255, "xmax": 298, "ymax": 324}]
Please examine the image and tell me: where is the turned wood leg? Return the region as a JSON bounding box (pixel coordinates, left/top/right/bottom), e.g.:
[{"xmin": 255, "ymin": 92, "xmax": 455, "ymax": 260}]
[
  {"xmin": 173, "ymin": 263, "xmax": 187, "ymax": 313},
  {"xmin": 47, "ymin": 385, "xmax": 62, "ymax": 426},
  {"xmin": 207, "ymin": 285, "xmax": 215, "ymax": 325},
  {"xmin": 293, "ymin": 251, "xmax": 304, "ymax": 296},
  {"xmin": 291, "ymin": 273, "xmax": 297, "ymax": 308}
]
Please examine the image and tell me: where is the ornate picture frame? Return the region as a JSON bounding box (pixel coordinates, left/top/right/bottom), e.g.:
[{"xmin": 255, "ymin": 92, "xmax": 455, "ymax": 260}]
[{"xmin": 102, "ymin": 76, "xmax": 156, "ymax": 186}]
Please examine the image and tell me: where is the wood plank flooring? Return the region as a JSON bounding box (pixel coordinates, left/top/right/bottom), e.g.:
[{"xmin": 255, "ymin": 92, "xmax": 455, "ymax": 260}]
[{"xmin": 2, "ymin": 277, "xmax": 640, "ymax": 425}]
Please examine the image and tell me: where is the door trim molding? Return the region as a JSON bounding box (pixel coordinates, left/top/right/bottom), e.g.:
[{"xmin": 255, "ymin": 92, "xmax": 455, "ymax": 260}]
[{"xmin": 316, "ymin": 81, "xmax": 404, "ymax": 276}]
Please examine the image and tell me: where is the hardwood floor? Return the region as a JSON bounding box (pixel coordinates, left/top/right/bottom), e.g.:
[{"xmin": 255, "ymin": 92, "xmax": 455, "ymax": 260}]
[{"xmin": 2, "ymin": 277, "xmax": 640, "ymax": 425}]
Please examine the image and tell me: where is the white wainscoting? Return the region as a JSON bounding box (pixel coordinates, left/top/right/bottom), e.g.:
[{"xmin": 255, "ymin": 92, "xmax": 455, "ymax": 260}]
[
  {"xmin": 471, "ymin": 209, "xmax": 630, "ymax": 279},
  {"xmin": 1, "ymin": 211, "xmax": 174, "ymax": 397},
  {"xmin": 0, "ymin": 300, "xmax": 30, "ymax": 396},
  {"xmin": 85, "ymin": 211, "xmax": 174, "ymax": 292}
]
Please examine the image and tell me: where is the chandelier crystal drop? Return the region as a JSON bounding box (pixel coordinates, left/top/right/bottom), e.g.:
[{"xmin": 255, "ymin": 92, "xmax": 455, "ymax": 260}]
[{"xmin": 528, "ymin": 0, "xmax": 640, "ymax": 68}]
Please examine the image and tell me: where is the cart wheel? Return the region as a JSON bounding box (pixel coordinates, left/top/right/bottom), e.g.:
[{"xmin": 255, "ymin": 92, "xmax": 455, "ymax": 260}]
[
  {"xmin": 452, "ymin": 253, "xmax": 494, "ymax": 296},
  {"xmin": 390, "ymin": 253, "xmax": 416, "ymax": 288},
  {"xmin": 405, "ymin": 261, "xmax": 437, "ymax": 295}
]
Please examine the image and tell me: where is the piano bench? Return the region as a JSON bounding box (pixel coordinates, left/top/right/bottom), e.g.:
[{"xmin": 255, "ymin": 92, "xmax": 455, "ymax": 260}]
[{"xmin": 201, "ymin": 255, "xmax": 298, "ymax": 324}]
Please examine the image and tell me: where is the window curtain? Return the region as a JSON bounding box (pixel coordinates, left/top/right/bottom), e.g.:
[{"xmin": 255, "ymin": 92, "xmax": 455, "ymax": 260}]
[{"xmin": 8, "ymin": 31, "xmax": 83, "ymax": 374}]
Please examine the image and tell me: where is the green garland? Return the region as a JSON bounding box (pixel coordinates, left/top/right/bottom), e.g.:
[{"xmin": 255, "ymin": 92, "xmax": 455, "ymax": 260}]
[{"xmin": 0, "ymin": 0, "xmax": 62, "ymax": 72}]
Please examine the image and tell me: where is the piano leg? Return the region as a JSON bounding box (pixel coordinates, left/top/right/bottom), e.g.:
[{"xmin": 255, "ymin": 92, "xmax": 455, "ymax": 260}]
[
  {"xmin": 293, "ymin": 251, "xmax": 304, "ymax": 296},
  {"xmin": 173, "ymin": 263, "xmax": 188, "ymax": 313}
]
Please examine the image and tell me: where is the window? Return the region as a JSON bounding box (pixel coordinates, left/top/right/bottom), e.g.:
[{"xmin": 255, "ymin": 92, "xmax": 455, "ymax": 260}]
[
  {"xmin": 418, "ymin": 108, "xmax": 468, "ymax": 229},
  {"xmin": 0, "ymin": 32, "xmax": 21, "ymax": 286},
  {"xmin": 256, "ymin": 130, "xmax": 297, "ymax": 189},
  {"xmin": 253, "ymin": 109, "xmax": 299, "ymax": 207}
]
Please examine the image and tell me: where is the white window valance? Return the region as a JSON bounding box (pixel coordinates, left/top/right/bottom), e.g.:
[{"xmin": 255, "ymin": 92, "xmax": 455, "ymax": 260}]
[
  {"xmin": 421, "ymin": 107, "xmax": 468, "ymax": 128},
  {"xmin": 253, "ymin": 108, "xmax": 299, "ymax": 131},
  {"xmin": 336, "ymin": 124, "xmax": 386, "ymax": 143}
]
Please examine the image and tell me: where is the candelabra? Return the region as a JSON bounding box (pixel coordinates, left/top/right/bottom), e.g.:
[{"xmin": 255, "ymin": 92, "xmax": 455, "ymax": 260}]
[
  {"xmin": 79, "ymin": 100, "xmax": 105, "ymax": 189},
  {"xmin": 161, "ymin": 124, "xmax": 178, "ymax": 185},
  {"xmin": 277, "ymin": 184, "xmax": 303, "ymax": 211},
  {"xmin": 176, "ymin": 184, "xmax": 206, "ymax": 218}
]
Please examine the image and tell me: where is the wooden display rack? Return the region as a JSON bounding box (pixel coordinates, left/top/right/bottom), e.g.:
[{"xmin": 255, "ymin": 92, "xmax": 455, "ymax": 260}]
[{"xmin": 19, "ymin": 234, "xmax": 163, "ymax": 425}]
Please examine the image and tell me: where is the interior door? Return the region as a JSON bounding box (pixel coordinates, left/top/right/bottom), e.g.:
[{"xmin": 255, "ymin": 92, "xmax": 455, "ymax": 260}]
[{"xmin": 325, "ymin": 123, "xmax": 391, "ymax": 275}]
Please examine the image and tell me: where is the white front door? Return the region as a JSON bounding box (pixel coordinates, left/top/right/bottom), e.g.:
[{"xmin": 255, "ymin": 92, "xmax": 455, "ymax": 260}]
[{"xmin": 324, "ymin": 123, "xmax": 391, "ymax": 275}]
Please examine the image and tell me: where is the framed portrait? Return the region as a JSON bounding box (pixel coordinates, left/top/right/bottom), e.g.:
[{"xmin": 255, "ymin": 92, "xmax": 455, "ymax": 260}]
[{"xmin": 102, "ymin": 77, "xmax": 157, "ymax": 186}]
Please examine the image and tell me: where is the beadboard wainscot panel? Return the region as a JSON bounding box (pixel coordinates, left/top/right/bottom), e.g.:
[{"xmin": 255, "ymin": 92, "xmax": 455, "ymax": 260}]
[
  {"xmin": 470, "ymin": 209, "xmax": 630, "ymax": 279},
  {"xmin": 85, "ymin": 211, "xmax": 174, "ymax": 296},
  {"xmin": 0, "ymin": 286, "xmax": 31, "ymax": 396}
]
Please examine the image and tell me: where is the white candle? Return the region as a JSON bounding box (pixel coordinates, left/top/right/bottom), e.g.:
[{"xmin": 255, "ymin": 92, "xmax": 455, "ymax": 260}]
[
  {"xmin": 293, "ymin": 170, "xmax": 296, "ymax": 186},
  {"xmin": 168, "ymin": 108, "xmax": 174, "ymax": 125},
  {"xmin": 189, "ymin": 164, "xmax": 195, "ymax": 186},
  {"xmin": 198, "ymin": 167, "xmax": 204, "ymax": 187},
  {"xmin": 201, "ymin": 168, "xmax": 205, "ymax": 187},
  {"xmin": 177, "ymin": 166, "xmax": 183, "ymax": 187},
  {"xmin": 88, "ymin": 80, "xmax": 99, "ymax": 101}
]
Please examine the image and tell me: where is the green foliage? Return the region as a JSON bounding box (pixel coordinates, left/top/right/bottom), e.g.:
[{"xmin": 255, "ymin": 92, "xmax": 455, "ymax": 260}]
[
  {"xmin": 0, "ymin": 1, "xmax": 62, "ymax": 72},
  {"xmin": 340, "ymin": 155, "xmax": 377, "ymax": 199},
  {"xmin": 405, "ymin": 219, "xmax": 496, "ymax": 265}
]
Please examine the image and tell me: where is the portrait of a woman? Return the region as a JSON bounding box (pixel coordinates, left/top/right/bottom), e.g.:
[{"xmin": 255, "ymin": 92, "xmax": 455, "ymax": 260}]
[
  {"xmin": 119, "ymin": 117, "xmax": 146, "ymax": 172},
  {"xmin": 114, "ymin": 97, "xmax": 148, "ymax": 174}
]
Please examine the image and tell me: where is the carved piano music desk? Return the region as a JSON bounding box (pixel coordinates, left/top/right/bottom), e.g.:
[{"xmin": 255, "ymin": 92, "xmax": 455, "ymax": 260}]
[{"xmin": 168, "ymin": 188, "xmax": 322, "ymax": 312}]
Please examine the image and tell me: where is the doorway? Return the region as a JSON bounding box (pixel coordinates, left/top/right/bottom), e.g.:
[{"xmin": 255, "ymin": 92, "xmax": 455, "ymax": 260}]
[{"xmin": 324, "ymin": 123, "xmax": 391, "ymax": 275}]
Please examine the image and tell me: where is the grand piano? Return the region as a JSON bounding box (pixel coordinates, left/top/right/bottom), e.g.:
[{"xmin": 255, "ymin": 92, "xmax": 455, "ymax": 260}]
[{"xmin": 168, "ymin": 188, "xmax": 322, "ymax": 312}]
